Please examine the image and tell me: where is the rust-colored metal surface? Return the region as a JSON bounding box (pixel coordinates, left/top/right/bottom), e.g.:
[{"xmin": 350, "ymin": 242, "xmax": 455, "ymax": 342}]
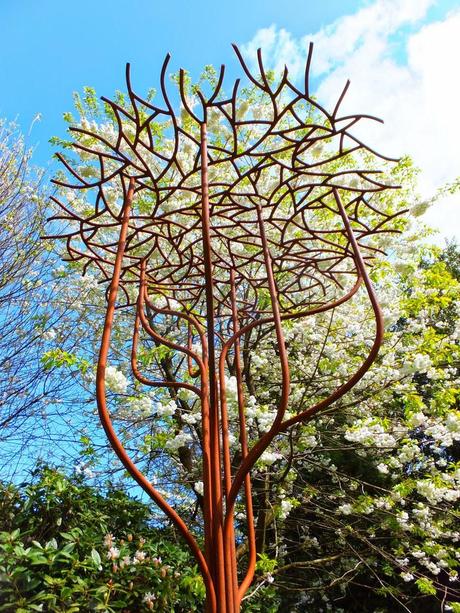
[{"xmin": 48, "ymin": 44, "xmax": 402, "ymax": 612}]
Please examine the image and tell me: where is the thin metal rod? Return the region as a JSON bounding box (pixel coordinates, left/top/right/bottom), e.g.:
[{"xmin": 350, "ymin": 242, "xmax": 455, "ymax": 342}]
[
  {"xmin": 230, "ymin": 269, "xmax": 256, "ymax": 603},
  {"xmin": 200, "ymin": 123, "xmax": 227, "ymax": 612}
]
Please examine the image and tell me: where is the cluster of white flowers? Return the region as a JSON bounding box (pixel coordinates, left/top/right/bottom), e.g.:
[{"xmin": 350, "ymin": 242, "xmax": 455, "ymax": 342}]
[
  {"xmin": 245, "ymin": 395, "xmax": 258, "ymax": 418},
  {"xmin": 337, "ymin": 503, "xmax": 353, "ymax": 515},
  {"xmin": 107, "ymin": 546, "xmax": 120, "ymax": 560},
  {"xmin": 257, "ymin": 408, "xmax": 277, "ymax": 432},
  {"xmin": 416, "ymin": 479, "xmax": 460, "ymax": 504},
  {"xmin": 165, "ymin": 431, "xmax": 192, "ymax": 452},
  {"xmin": 75, "ymin": 462, "xmax": 95, "ymax": 479},
  {"xmin": 402, "ymin": 353, "xmax": 432, "ymax": 374},
  {"xmin": 279, "ymin": 499, "xmax": 293, "ymax": 520},
  {"xmin": 194, "ymin": 481, "xmax": 204, "ymax": 496},
  {"xmin": 105, "ymin": 366, "xmax": 128, "ymax": 394},
  {"xmin": 344, "ymin": 418, "xmax": 397, "ymax": 449},
  {"xmin": 118, "ymin": 551, "xmax": 150, "ymax": 567},
  {"xmin": 129, "ymin": 395, "xmax": 153, "ymax": 417},
  {"xmin": 300, "ymin": 432, "xmax": 318, "ymax": 448},
  {"xmin": 374, "ymin": 497, "xmax": 392, "ymax": 511},
  {"xmin": 243, "ymin": 395, "xmax": 277, "ymax": 432},
  {"xmin": 251, "ymin": 353, "xmax": 268, "ymax": 370},
  {"xmin": 97, "ymin": 120, "xmax": 119, "ymax": 146},
  {"xmin": 103, "ymin": 533, "xmax": 114, "ymax": 548},
  {"xmin": 407, "ymin": 411, "xmax": 427, "ymax": 428},
  {"xmin": 422, "ymin": 559, "xmax": 442, "ymax": 575},
  {"xmin": 225, "ymin": 375, "xmax": 238, "ymax": 400},
  {"xmin": 396, "ymin": 511, "xmax": 411, "ymax": 531},
  {"xmin": 77, "ymin": 273, "xmax": 99, "ymax": 292},
  {"xmin": 156, "ymin": 399, "xmax": 177, "ymax": 417},
  {"xmin": 425, "ymin": 411, "xmax": 460, "ymax": 447},
  {"xmin": 101, "ymin": 531, "xmax": 154, "ymax": 572},
  {"xmin": 143, "ymin": 592, "xmax": 156, "ymax": 608},
  {"xmin": 182, "ymin": 411, "xmax": 200, "ymax": 425},
  {"xmin": 259, "ymin": 450, "xmax": 283, "ymax": 466},
  {"xmin": 412, "ymin": 504, "xmax": 431, "ymax": 530},
  {"xmin": 397, "ymin": 442, "xmax": 420, "ymax": 464},
  {"xmin": 133, "ymin": 549, "xmax": 147, "ymax": 563}
]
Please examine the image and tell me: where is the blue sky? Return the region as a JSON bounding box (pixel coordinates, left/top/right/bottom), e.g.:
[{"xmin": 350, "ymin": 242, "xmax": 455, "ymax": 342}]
[
  {"xmin": 1, "ymin": 1, "xmax": 459, "ymax": 197},
  {"xmin": 1, "ymin": 0, "xmax": 359, "ymax": 168}
]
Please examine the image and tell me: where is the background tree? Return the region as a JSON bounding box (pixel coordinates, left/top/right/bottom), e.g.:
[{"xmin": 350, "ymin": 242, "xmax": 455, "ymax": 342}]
[
  {"xmin": 0, "ymin": 120, "xmax": 93, "ymax": 478},
  {"xmin": 249, "ymin": 240, "xmax": 460, "ymax": 611}
]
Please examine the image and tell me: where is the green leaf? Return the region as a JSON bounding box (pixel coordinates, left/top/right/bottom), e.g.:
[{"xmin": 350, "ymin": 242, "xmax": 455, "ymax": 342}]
[
  {"xmin": 10, "ymin": 529, "xmax": 20, "ymax": 541},
  {"xmin": 91, "ymin": 548, "xmax": 101, "ymax": 566},
  {"xmin": 41, "ymin": 348, "xmax": 77, "ymax": 370},
  {"xmin": 46, "ymin": 538, "xmax": 58, "ymax": 549},
  {"xmin": 415, "ymin": 577, "xmax": 436, "ymax": 596}
]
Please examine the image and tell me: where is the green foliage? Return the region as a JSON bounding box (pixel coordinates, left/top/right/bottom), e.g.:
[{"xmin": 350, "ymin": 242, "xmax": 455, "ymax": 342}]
[
  {"xmin": 41, "ymin": 349, "xmax": 90, "ymax": 374},
  {"xmin": 255, "ymin": 553, "xmax": 277, "ymax": 574},
  {"xmin": 0, "ymin": 466, "xmax": 205, "ymax": 612},
  {"xmin": 0, "ymin": 466, "xmax": 284, "ymax": 612},
  {"xmin": 415, "ymin": 577, "xmax": 436, "ymax": 596}
]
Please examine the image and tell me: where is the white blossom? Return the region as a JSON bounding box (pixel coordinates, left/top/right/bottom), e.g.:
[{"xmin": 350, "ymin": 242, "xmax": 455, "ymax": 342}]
[
  {"xmin": 194, "ymin": 481, "xmax": 204, "ymax": 496},
  {"xmin": 75, "ymin": 462, "xmax": 95, "ymax": 479},
  {"xmin": 129, "ymin": 395, "xmax": 153, "ymax": 416},
  {"xmin": 345, "ymin": 418, "xmax": 397, "ymax": 449},
  {"xmin": 103, "ymin": 533, "xmax": 114, "ymax": 549},
  {"xmin": 106, "ymin": 546, "xmax": 120, "ymax": 560},
  {"xmin": 105, "ymin": 366, "xmax": 128, "ymax": 394},
  {"xmin": 259, "ymin": 450, "xmax": 282, "ymax": 465},
  {"xmin": 156, "ymin": 400, "xmax": 177, "ymax": 417},
  {"xmin": 143, "ymin": 592, "xmax": 156, "ymax": 607},
  {"xmin": 133, "ymin": 550, "xmax": 147, "ymax": 563},
  {"xmin": 279, "ymin": 499, "xmax": 293, "ymax": 519},
  {"xmin": 165, "ymin": 431, "xmax": 192, "ymax": 452}
]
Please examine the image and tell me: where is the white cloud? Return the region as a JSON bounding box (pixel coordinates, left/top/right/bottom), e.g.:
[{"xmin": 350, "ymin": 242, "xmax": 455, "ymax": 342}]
[
  {"xmin": 240, "ymin": 0, "xmax": 460, "ymax": 243},
  {"xmin": 241, "ymin": 0, "xmax": 435, "ymax": 79},
  {"xmin": 310, "ymin": 0, "xmax": 435, "ymax": 75}
]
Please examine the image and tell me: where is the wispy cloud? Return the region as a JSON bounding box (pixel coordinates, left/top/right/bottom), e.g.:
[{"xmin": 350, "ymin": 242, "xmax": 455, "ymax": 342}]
[{"xmin": 240, "ymin": 0, "xmax": 460, "ymax": 243}]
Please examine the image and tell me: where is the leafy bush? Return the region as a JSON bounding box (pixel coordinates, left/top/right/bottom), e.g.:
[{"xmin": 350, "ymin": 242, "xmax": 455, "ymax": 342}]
[{"xmin": 0, "ymin": 466, "xmax": 205, "ymax": 612}]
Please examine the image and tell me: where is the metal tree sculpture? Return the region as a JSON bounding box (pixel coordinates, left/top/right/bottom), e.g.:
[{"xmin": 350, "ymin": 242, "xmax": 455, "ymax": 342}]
[{"xmin": 49, "ymin": 44, "xmax": 403, "ymax": 612}]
